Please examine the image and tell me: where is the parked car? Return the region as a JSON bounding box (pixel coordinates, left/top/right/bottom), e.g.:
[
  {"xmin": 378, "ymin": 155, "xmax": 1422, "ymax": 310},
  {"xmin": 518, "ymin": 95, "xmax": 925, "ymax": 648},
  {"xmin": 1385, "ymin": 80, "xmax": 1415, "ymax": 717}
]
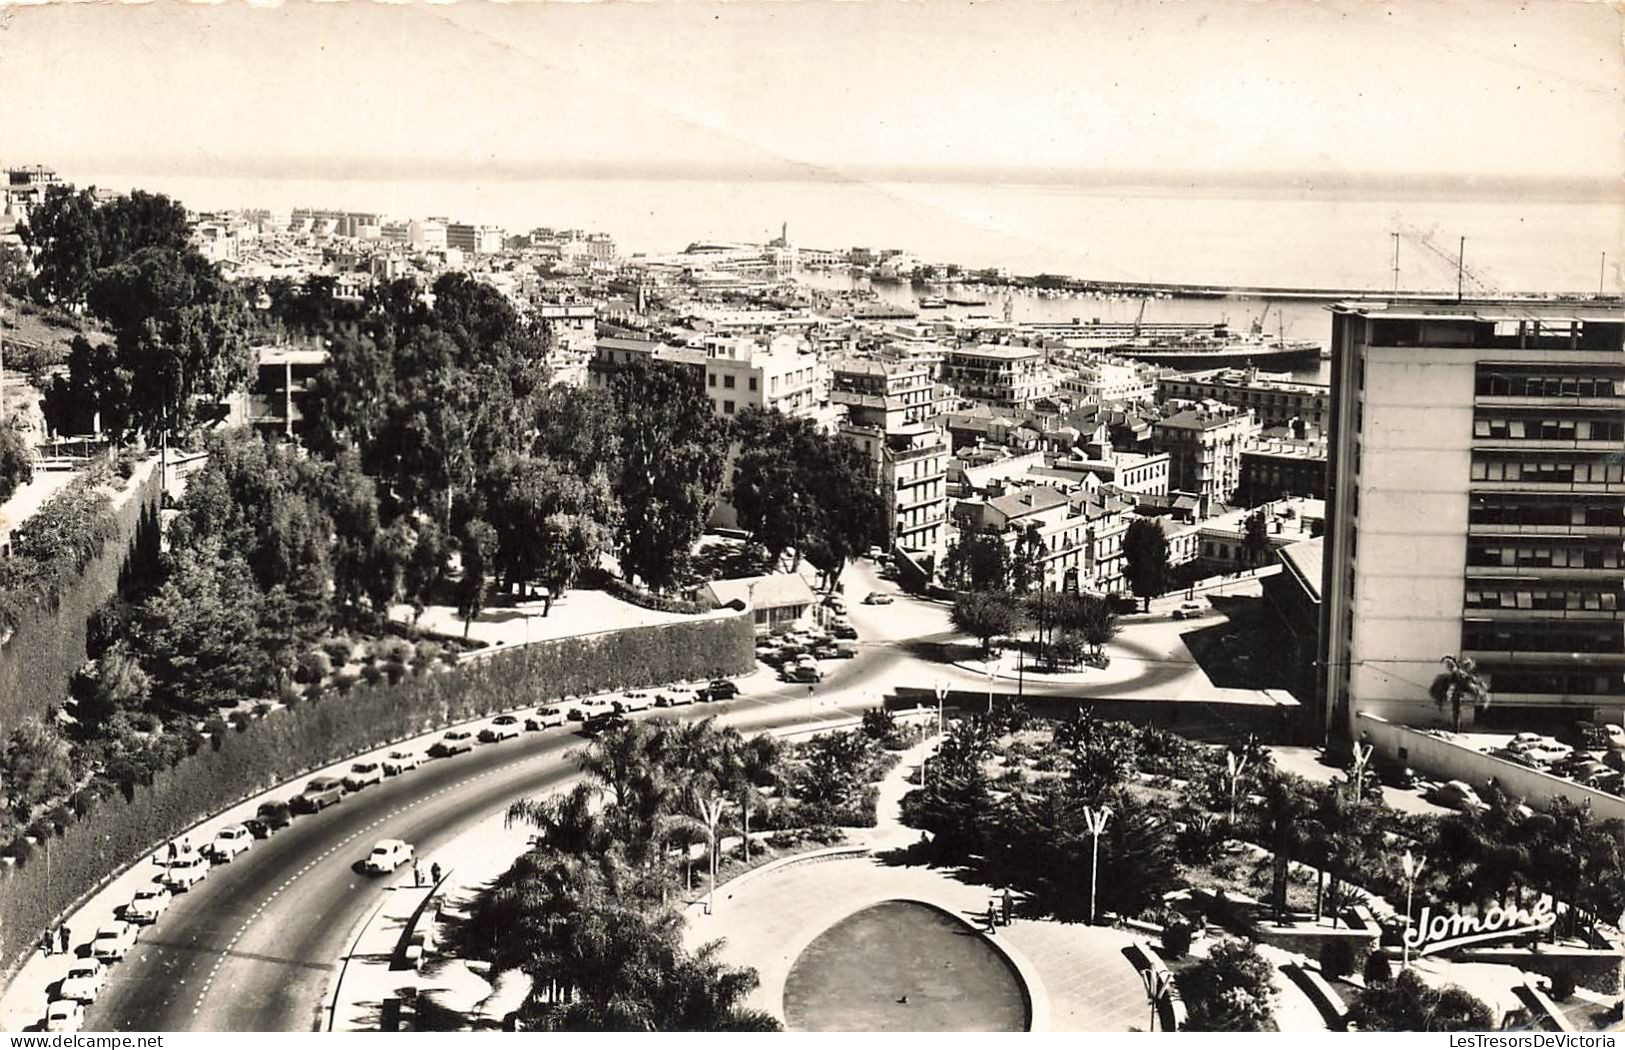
[
  {"xmin": 293, "ymin": 776, "xmax": 346, "ymax": 813},
  {"xmin": 429, "ymin": 730, "xmax": 475, "ymax": 758},
  {"xmin": 525, "ymin": 706, "xmax": 567, "ymax": 731},
  {"xmin": 868, "ymin": 545, "xmax": 886, "ymax": 560},
  {"xmin": 702, "ymin": 679, "xmax": 740, "ymax": 702},
  {"xmin": 125, "ymin": 885, "xmax": 173, "ymax": 925},
  {"xmin": 812, "ymin": 641, "xmax": 840, "ymax": 659},
  {"xmin": 344, "ymin": 761, "xmax": 384, "ymax": 791},
  {"xmin": 583, "ymin": 710, "xmax": 627, "ymax": 736},
  {"xmin": 783, "ymin": 664, "xmax": 822, "ymax": 684},
  {"xmin": 862, "ymin": 592, "xmax": 894, "ymax": 605},
  {"xmin": 1377, "ymin": 761, "xmax": 1416, "ymax": 789},
  {"xmin": 91, "ymin": 922, "xmax": 139, "ymax": 963},
  {"xmin": 479, "ymin": 716, "xmax": 522, "ymax": 743},
  {"xmin": 833, "ymin": 641, "xmax": 858, "ymax": 659},
  {"xmin": 615, "ymin": 691, "xmax": 653, "ymax": 714},
  {"xmin": 1428, "ymin": 780, "xmax": 1486, "ymax": 812},
  {"xmin": 382, "ymin": 750, "xmax": 421, "ymax": 776},
  {"xmin": 1564, "ymin": 722, "xmax": 1612, "ymax": 752},
  {"xmin": 58, "ymin": 960, "xmax": 107, "ymax": 1003},
  {"xmin": 1602, "ymin": 724, "xmax": 1625, "ymax": 750},
  {"xmin": 208, "ymin": 824, "xmax": 254, "ymax": 863},
  {"xmin": 1171, "ymin": 601, "xmax": 1204, "ymax": 620},
  {"xmin": 163, "ymin": 854, "xmax": 212, "ymax": 893},
  {"xmin": 573, "ymin": 697, "xmax": 616, "ymax": 722},
  {"xmin": 362, "ymin": 839, "xmax": 415, "ymax": 875},
  {"xmin": 829, "ymin": 621, "xmax": 858, "ymax": 640},
  {"xmin": 656, "ymin": 686, "xmax": 697, "ymax": 707},
  {"xmin": 44, "ymin": 1000, "xmax": 85, "ymax": 1033}
]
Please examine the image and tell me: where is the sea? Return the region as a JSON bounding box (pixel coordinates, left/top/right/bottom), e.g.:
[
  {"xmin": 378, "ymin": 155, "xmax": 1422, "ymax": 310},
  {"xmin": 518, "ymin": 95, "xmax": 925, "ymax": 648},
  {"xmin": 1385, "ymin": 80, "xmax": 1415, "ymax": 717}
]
[{"xmin": 75, "ymin": 170, "xmax": 1625, "ymax": 386}]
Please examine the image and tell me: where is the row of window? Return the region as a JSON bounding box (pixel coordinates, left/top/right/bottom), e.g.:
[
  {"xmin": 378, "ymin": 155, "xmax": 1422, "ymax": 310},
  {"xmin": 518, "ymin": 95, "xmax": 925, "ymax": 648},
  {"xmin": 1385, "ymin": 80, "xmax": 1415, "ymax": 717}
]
[
  {"xmin": 1473, "ymin": 416, "xmax": 1625, "ymax": 442},
  {"xmin": 1462, "ymin": 622, "xmax": 1624, "ymax": 654},
  {"xmin": 1463, "ymin": 587, "xmax": 1622, "ymax": 612},
  {"xmin": 1470, "ymin": 457, "xmax": 1625, "ymax": 484},
  {"xmin": 707, "ymin": 373, "xmax": 759, "ymax": 392},
  {"xmin": 1474, "ymin": 369, "xmax": 1625, "ymax": 399},
  {"xmin": 1479, "ymin": 668, "xmax": 1625, "ymax": 697},
  {"xmin": 1468, "ymin": 497, "xmax": 1623, "ymax": 527},
  {"xmin": 1466, "ymin": 541, "xmax": 1622, "ymax": 570}
]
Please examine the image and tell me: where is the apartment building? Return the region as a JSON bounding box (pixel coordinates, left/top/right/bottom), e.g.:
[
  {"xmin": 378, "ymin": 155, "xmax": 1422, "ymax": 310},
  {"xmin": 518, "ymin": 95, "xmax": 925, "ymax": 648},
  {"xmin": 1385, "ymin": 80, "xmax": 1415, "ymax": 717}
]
[
  {"xmin": 702, "ymin": 334, "xmax": 829, "ymax": 421},
  {"xmin": 535, "ymin": 303, "xmax": 597, "ymax": 387},
  {"xmin": 1237, "ymin": 433, "xmax": 1328, "ymax": 505},
  {"xmin": 1052, "ymin": 351, "xmax": 1157, "ymax": 403},
  {"xmin": 1319, "ymin": 300, "xmax": 1625, "ymax": 739},
  {"xmin": 956, "ymin": 484, "xmax": 1137, "ymax": 595},
  {"xmin": 1152, "ymin": 399, "xmax": 1261, "ymax": 503},
  {"xmin": 446, "ymin": 223, "xmax": 506, "ymax": 255},
  {"xmin": 1158, "ymin": 367, "xmax": 1330, "ymax": 429},
  {"xmin": 833, "ymin": 356, "xmax": 951, "ymax": 556},
  {"xmin": 942, "ymin": 345, "xmax": 1055, "ymax": 411}
]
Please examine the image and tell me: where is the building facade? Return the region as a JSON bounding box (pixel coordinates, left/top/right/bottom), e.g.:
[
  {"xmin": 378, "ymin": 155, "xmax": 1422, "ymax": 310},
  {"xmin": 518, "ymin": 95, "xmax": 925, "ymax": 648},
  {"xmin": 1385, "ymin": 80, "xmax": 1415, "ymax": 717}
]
[
  {"xmin": 1157, "ymin": 367, "xmax": 1330, "ymax": 429},
  {"xmin": 1152, "ymin": 400, "xmax": 1260, "ymax": 503},
  {"xmin": 1319, "ymin": 301, "xmax": 1625, "ymax": 740},
  {"xmin": 1237, "ymin": 434, "xmax": 1328, "ymax": 505},
  {"xmin": 536, "ymin": 303, "xmax": 597, "ymax": 386},
  {"xmin": 833, "ymin": 357, "xmax": 951, "ymax": 557},
  {"xmin": 942, "ymin": 345, "xmax": 1054, "ymax": 411},
  {"xmin": 702, "ymin": 334, "xmax": 829, "ymax": 421}
]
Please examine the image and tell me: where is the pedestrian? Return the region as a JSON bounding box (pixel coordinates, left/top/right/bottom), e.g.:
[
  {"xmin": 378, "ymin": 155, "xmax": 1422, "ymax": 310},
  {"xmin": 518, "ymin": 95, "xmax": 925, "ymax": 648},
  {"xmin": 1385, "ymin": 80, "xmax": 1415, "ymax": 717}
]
[
  {"xmin": 59, "ymin": 926, "xmax": 70, "ymax": 955},
  {"xmin": 1002, "ymin": 888, "xmax": 1013, "ymax": 925},
  {"xmin": 413, "ymin": 862, "xmax": 423, "ymax": 888},
  {"xmin": 986, "ymin": 902, "xmax": 997, "ymax": 935},
  {"xmin": 168, "ymin": 840, "xmax": 178, "ymax": 862},
  {"xmin": 431, "ymin": 862, "xmax": 442, "ymax": 885},
  {"xmin": 40, "ymin": 931, "xmax": 53, "ymax": 958}
]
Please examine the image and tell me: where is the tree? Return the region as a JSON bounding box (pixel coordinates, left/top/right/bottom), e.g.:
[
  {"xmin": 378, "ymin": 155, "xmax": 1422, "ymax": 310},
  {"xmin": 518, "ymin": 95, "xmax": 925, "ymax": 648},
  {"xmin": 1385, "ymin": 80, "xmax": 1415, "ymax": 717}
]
[
  {"xmin": 1010, "ymin": 523, "xmax": 1047, "ymax": 593},
  {"xmin": 0, "ymin": 243, "xmax": 30, "ymax": 297},
  {"xmin": 942, "ymin": 530, "xmax": 1011, "ymax": 592},
  {"xmin": 70, "ymin": 640, "xmax": 152, "ymax": 731},
  {"xmin": 456, "ymin": 519, "xmax": 497, "ymax": 638},
  {"xmin": 1429, "ymin": 654, "xmax": 1491, "ymax": 732},
  {"xmin": 2, "ymin": 717, "xmax": 76, "ymax": 822},
  {"xmin": 951, "ymin": 590, "xmax": 1025, "ymax": 656},
  {"xmin": 1242, "ymin": 509, "xmax": 1270, "ymax": 567},
  {"xmin": 1347, "ymin": 969, "xmax": 1494, "ymax": 1032},
  {"xmin": 1122, "ymin": 517, "xmax": 1171, "ymax": 611},
  {"xmin": 18, "ymin": 183, "xmax": 103, "ymax": 307},
  {"xmin": 1176, "ymin": 939, "xmax": 1277, "ymax": 1032},
  {"xmin": 800, "ymin": 434, "xmax": 886, "ymax": 590},
  {"xmin": 133, "ymin": 539, "xmax": 269, "ymax": 716},
  {"xmin": 0, "ymin": 415, "xmax": 33, "ymax": 502},
  {"xmin": 611, "ymin": 360, "xmax": 728, "ymax": 592}
]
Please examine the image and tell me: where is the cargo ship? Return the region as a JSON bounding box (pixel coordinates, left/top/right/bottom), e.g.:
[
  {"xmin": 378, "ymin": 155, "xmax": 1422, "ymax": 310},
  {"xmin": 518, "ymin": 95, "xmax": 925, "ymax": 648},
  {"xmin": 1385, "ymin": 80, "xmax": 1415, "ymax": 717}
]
[{"xmin": 1022, "ymin": 313, "xmax": 1321, "ymax": 371}]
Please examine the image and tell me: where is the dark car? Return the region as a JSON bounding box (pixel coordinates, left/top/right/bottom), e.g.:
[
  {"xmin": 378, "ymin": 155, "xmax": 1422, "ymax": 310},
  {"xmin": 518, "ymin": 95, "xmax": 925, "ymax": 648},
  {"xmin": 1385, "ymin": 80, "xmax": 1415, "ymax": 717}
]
[
  {"xmin": 247, "ymin": 801, "xmax": 293, "ymax": 837},
  {"xmin": 1377, "ymin": 761, "xmax": 1416, "ymax": 789},
  {"xmin": 291, "ymin": 776, "xmax": 345, "ymax": 813},
  {"xmin": 582, "ymin": 710, "xmax": 627, "ymax": 736},
  {"xmin": 703, "ymin": 679, "xmax": 740, "ymax": 702},
  {"xmin": 829, "ymin": 622, "xmax": 858, "ymax": 640}
]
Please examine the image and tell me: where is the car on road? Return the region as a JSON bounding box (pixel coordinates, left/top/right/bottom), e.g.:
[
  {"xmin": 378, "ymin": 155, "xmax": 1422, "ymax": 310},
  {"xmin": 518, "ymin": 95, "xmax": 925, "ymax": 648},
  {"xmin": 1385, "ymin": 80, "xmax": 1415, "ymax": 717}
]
[
  {"xmin": 583, "ymin": 710, "xmax": 627, "ymax": 736},
  {"xmin": 868, "ymin": 545, "xmax": 886, "ymax": 560},
  {"xmin": 782, "ymin": 664, "xmax": 822, "ymax": 684},
  {"xmin": 832, "ymin": 641, "xmax": 858, "ymax": 659},
  {"xmin": 44, "ymin": 999, "xmax": 85, "ymax": 1033},
  {"xmin": 573, "ymin": 697, "xmax": 617, "ymax": 722},
  {"xmin": 479, "ymin": 716, "xmax": 522, "ymax": 742},
  {"xmin": 246, "ymin": 800, "xmax": 293, "ymax": 839},
  {"xmin": 429, "ymin": 730, "xmax": 476, "ymax": 758},
  {"xmin": 91, "ymin": 922, "xmax": 139, "ymax": 963},
  {"xmin": 615, "ymin": 691, "xmax": 653, "ymax": 714},
  {"xmin": 163, "ymin": 853, "xmax": 212, "ymax": 893},
  {"xmin": 1375, "ymin": 761, "xmax": 1416, "ymax": 789},
  {"xmin": 59, "ymin": 960, "xmax": 107, "ymax": 1003},
  {"xmin": 525, "ymin": 706, "xmax": 567, "ymax": 731},
  {"xmin": 702, "ymin": 679, "xmax": 740, "ymax": 702},
  {"xmin": 1601, "ymin": 724, "xmax": 1625, "ymax": 750},
  {"xmin": 1171, "ymin": 601, "xmax": 1205, "ymax": 620},
  {"xmin": 862, "ymin": 592, "xmax": 894, "ymax": 605},
  {"xmin": 362, "ymin": 839, "xmax": 415, "ymax": 875},
  {"xmin": 343, "ymin": 761, "xmax": 384, "ymax": 791},
  {"xmin": 208, "ymin": 824, "xmax": 254, "ymax": 863},
  {"xmin": 829, "ymin": 621, "xmax": 858, "ymax": 640},
  {"xmin": 125, "ymin": 885, "xmax": 173, "ymax": 925},
  {"xmin": 293, "ymin": 775, "xmax": 347, "ymax": 812},
  {"xmin": 1428, "ymin": 780, "xmax": 1486, "ymax": 812},
  {"xmin": 382, "ymin": 750, "xmax": 421, "ymax": 776},
  {"xmin": 812, "ymin": 641, "xmax": 840, "ymax": 659},
  {"xmin": 656, "ymin": 686, "xmax": 698, "ymax": 707}
]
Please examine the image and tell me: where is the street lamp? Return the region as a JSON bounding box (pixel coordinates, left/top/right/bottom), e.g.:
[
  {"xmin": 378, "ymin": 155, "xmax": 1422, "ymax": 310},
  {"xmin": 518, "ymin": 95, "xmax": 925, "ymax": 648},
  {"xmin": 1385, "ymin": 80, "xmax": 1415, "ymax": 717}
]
[
  {"xmin": 1140, "ymin": 965, "xmax": 1173, "ymax": 1032},
  {"xmin": 1225, "ymin": 751, "xmax": 1249, "ymax": 827},
  {"xmin": 1400, "ymin": 849, "xmax": 1426, "ymax": 969},
  {"xmin": 933, "ymin": 680, "xmax": 948, "ymax": 737},
  {"xmin": 1082, "ymin": 805, "xmax": 1112, "ymax": 925},
  {"xmin": 1346, "ymin": 742, "xmax": 1373, "ymax": 803},
  {"xmin": 985, "ymin": 658, "xmax": 996, "ymax": 716},
  {"xmin": 698, "ymin": 795, "xmax": 729, "ymax": 916}
]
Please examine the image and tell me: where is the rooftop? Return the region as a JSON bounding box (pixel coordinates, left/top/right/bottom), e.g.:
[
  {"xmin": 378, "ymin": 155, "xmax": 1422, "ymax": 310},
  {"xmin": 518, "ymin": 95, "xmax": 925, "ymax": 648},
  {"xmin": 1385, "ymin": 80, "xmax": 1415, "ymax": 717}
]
[
  {"xmin": 702, "ymin": 572, "xmax": 816, "ymax": 611},
  {"xmin": 1277, "ymin": 535, "xmax": 1325, "ymax": 603},
  {"xmin": 948, "ymin": 344, "xmax": 1044, "ymax": 361},
  {"xmin": 986, "ymin": 485, "xmax": 1072, "ymax": 520},
  {"xmin": 1332, "ymin": 298, "xmax": 1625, "ymax": 323}
]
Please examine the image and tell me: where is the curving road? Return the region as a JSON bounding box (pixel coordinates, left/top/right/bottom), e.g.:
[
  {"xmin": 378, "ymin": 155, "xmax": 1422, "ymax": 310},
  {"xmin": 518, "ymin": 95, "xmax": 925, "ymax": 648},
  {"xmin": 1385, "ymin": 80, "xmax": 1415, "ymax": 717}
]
[{"xmin": 82, "ymin": 663, "xmax": 901, "ymax": 1032}]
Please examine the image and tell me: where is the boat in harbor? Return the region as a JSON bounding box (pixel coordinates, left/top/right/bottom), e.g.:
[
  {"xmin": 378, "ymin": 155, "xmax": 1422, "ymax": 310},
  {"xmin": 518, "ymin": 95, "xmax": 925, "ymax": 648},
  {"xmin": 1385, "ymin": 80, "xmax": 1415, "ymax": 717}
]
[
  {"xmin": 918, "ymin": 296, "xmax": 947, "ymax": 309},
  {"xmin": 1024, "ymin": 317, "xmax": 1322, "ymax": 370},
  {"xmin": 945, "ymin": 296, "xmax": 988, "ymax": 307}
]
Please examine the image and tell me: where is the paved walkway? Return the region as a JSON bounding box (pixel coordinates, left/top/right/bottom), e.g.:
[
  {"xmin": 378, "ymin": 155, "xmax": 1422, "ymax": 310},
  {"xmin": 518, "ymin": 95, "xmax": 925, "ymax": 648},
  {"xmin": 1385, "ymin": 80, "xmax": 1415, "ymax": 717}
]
[
  {"xmin": 390, "ymin": 589, "xmax": 733, "ymax": 650},
  {"xmin": 683, "ymin": 737, "xmax": 1151, "ymax": 1032}
]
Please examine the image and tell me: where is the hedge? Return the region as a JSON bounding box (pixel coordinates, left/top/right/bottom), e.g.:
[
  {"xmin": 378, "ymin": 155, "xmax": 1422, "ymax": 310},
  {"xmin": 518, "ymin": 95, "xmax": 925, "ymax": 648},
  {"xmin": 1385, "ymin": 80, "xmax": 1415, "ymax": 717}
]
[
  {"xmin": 0, "ymin": 609, "xmax": 753, "ymax": 979},
  {"xmin": 0, "ymin": 459, "xmax": 161, "ymax": 731}
]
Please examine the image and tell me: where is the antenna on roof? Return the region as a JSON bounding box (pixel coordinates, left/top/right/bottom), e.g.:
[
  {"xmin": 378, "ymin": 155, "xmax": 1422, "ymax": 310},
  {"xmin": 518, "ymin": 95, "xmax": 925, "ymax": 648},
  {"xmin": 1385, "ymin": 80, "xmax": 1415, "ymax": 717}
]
[
  {"xmin": 1457, "ymin": 237, "xmax": 1465, "ymax": 302},
  {"xmin": 1390, "ymin": 232, "xmax": 1400, "ymax": 295}
]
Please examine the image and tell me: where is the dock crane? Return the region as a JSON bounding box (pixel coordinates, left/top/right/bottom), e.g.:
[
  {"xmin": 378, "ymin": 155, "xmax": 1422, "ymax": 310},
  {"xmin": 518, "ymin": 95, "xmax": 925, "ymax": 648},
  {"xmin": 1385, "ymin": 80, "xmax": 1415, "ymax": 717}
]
[{"xmin": 1132, "ymin": 296, "xmax": 1148, "ymax": 340}]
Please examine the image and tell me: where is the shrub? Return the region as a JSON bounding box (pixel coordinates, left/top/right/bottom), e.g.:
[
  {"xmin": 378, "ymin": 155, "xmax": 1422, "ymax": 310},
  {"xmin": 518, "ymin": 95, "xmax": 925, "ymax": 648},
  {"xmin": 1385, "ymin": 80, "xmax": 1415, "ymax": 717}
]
[
  {"xmin": 203, "ymin": 715, "xmax": 228, "ymax": 742},
  {"xmin": 1320, "ymin": 938, "xmax": 1357, "ymax": 980},
  {"xmin": 380, "ymin": 639, "xmax": 414, "ymax": 665},
  {"xmin": 4, "ymin": 837, "xmax": 33, "ymax": 863},
  {"xmin": 295, "ymin": 650, "xmax": 332, "ymax": 684},
  {"xmin": 414, "ymin": 641, "xmax": 443, "ymax": 665},
  {"xmin": 27, "ymin": 818, "xmax": 58, "ymax": 842},
  {"xmin": 1548, "ymin": 967, "xmax": 1576, "ymax": 1002},
  {"xmin": 1362, "ymin": 950, "xmax": 1393, "ymax": 986},
  {"xmin": 1177, "ymin": 938, "xmax": 1277, "ymax": 1032},
  {"xmin": 332, "ymin": 670, "xmax": 360, "ymax": 694},
  {"xmin": 253, "ymin": 701, "xmax": 273, "ymax": 718},
  {"xmin": 361, "ymin": 664, "xmax": 384, "ymax": 687},
  {"xmin": 229, "ymin": 711, "xmax": 252, "ymax": 733},
  {"xmin": 381, "ymin": 660, "xmax": 408, "ymax": 685},
  {"xmin": 1162, "ymin": 921, "xmax": 1194, "ymax": 958},
  {"xmin": 303, "ymin": 682, "xmax": 326, "ymax": 703},
  {"xmin": 321, "ymin": 637, "xmax": 356, "ymax": 666}
]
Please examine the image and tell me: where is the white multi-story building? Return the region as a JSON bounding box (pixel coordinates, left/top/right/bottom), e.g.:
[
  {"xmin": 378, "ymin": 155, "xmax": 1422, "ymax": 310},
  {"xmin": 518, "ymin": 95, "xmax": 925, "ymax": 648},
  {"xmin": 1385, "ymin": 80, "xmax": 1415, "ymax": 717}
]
[
  {"xmin": 955, "ymin": 483, "xmax": 1138, "ymax": 595},
  {"xmin": 943, "ymin": 345, "xmax": 1055, "ymax": 411},
  {"xmin": 701, "ymin": 334, "xmax": 829, "ymax": 421}
]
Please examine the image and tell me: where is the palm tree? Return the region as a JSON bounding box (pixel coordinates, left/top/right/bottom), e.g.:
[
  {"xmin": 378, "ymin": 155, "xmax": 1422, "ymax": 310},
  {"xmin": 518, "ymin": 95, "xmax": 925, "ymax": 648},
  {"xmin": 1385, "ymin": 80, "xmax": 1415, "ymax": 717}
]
[{"xmin": 1428, "ymin": 654, "xmax": 1490, "ymax": 733}]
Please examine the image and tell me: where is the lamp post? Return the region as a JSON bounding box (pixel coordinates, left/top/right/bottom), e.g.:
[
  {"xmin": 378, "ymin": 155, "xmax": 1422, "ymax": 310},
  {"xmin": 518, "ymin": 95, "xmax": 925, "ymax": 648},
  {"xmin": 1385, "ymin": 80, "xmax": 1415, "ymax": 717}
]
[
  {"xmin": 933, "ymin": 680, "xmax": 948, "ymax": 737},
  {"xmin": 1400, "ymin": 849, "xmax": 1426, "ymax": 969},
  {"xmin": 985, "ymin": 658, "xmax": 996, "ymax": 716},
  {"xmin": 1082, "ymin": 805, "xmax": 1112, "ymax": 925},
  {"xmin": 1140, "ymin": 965, "xmax": 1173, "ymax": 1032},
  {"xmin": 699, "ymin": 795, "xmax": 728, "ymax": 916},
  {"xmin": 1347, "ymin": 742, "xmax": 1373, "ymax": 803},
  {"xmin": 1225, "ymin": 751, "xmax": 1249, "ymax": 827}
]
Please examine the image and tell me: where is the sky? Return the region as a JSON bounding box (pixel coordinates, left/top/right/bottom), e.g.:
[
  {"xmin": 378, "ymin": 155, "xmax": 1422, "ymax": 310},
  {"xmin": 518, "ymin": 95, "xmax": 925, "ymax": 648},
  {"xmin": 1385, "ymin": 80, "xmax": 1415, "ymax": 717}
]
[{"xmin": 0, "ymin": 0, "xmax": 1620, "ymax": 192}]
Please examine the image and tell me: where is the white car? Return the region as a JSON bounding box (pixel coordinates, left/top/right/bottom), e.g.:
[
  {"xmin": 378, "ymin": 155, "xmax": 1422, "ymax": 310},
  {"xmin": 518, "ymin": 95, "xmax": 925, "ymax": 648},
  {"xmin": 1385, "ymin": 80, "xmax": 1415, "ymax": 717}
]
[
  {"xmin": 575, "ymin": 697, "xmax": 616, "ymax": 721},
  {"xmin": 362, "ymin": 839, "xmax": 415, "ymax": 875},
  {"xmin": 59, "ymin": 960, "xmax": 107, "ymax": 1004},
  {"xmin": 163, "ymin": 854, "xmax": 211, "ymax": 893},
  {"xmin": 153, "ymin": 842, "xmax": 203, "ymax": 868},
  {"xmin": 862, "ymin": 592, "xmax": 894, "ymax": 606},
  {"xmin": 1171, "ymin": 601, "xmax": 1205, "ymax": 620},
  {"xmin": 343, "ymin": 761, "xmax": 384, "ymax": 791},
  {"xmin": 126, "ymin": 885, "xmax": 173, "ymax": 925},
  {"xmin": 44, "ymin": 999, "xmax": 85, "ymax": 1033},
  {"xmin": 91, "ymin": 922, "xmax": 139, "ymax": 963},
  {"xmin": 430, "ymin": 730, "xmax": 475, "ymax": 757},
  {"xmin": 209, "ymin": 824, "xmax": 253, "ymax": 863},
  {"xmin": 655, "ymin": 687, "xmax": 697, "ymax": 708},
  {"xmin": 525, "ymin": 706, "xmax": 566, "ymax": 731},
  {"xmin": 382, "ymin": 749, "xmax": 421, "ymax": 775},
  {"xmin": 479, "ymin": 716, "xmax": 522, "ymax": 742},
  {"xmin": 615, "ymin": 691, "xmax": 653, "ymax": 714}
]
